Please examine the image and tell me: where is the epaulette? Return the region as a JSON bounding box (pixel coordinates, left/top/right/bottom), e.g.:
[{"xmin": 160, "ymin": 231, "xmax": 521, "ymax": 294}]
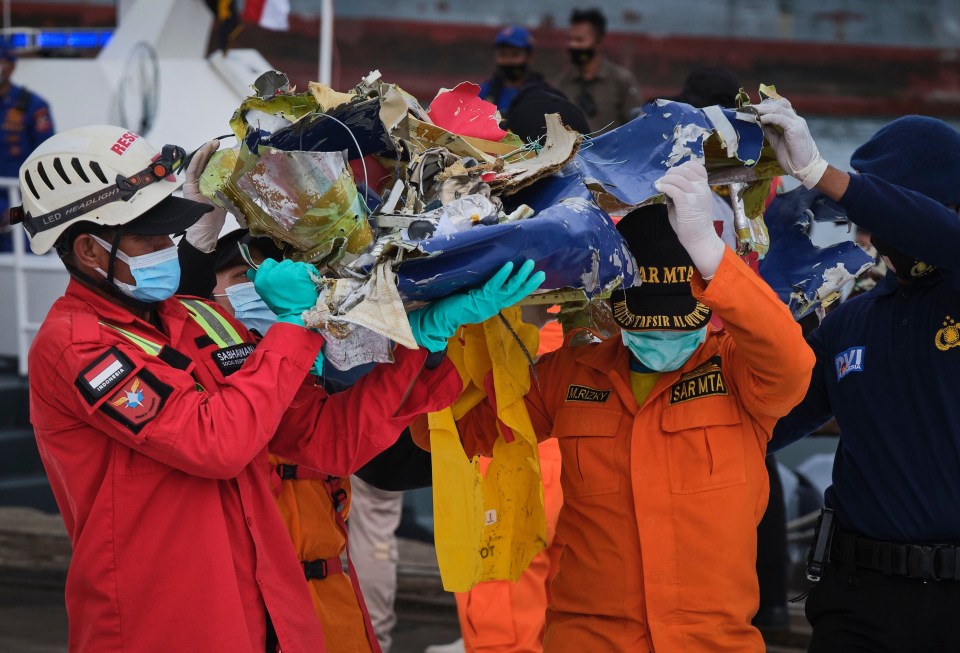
[{"xmin": 72, "ymin": 309, "xmax": 103, "ymax": 344}]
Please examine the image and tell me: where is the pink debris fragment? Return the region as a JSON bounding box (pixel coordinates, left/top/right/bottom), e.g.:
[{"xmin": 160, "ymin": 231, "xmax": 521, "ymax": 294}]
[{"xmin": 428, "ymin": 82, "xmax": 507, "ymax": 142}]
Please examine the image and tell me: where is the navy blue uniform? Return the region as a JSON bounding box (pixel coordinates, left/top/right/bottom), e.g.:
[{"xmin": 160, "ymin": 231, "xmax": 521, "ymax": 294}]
[
  {"xmin": 1, "ymin": 83, "xmax": 53, "ymax": 250},
  {"xmin": 771, "ymin": 172, "xmax": 960, "ymax": 543},
  {"xmin": 0, "ymin": 83, "xmax": 53, "ymax": 177},
  {"xmin": 479, "ymin": 78, "xmax": 519, "ymax": 115}
]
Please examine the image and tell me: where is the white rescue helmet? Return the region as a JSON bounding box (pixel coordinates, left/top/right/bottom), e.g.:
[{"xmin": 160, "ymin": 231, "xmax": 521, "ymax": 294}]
[{"xmin": 13, "ymin": 125, "xmax": 198, "ymax": 254}]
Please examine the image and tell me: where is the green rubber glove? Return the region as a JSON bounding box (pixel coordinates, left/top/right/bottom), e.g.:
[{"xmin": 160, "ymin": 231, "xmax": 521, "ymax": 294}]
[
  {"xmin": 246, "ymin": 259, "xmax": 319, "ymax": 326},
  {"xmin": 408, "ymin": 260, "xmax": 546, "ymax": 352}
]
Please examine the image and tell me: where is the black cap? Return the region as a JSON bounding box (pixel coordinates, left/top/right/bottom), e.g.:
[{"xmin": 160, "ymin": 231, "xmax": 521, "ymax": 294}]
[
  {"xmin": 609, "ymin": 205, "xmax": 712, "ymax": 332},
  {"xmin": 669, "ymin": 67, "xmax": 741, "ymax": 109},
  {"xmin": 213, "ymin": 229, "xmax": 285, "ymax": 272},
  {"xmin": 505, "ymin": 84, "xmax": 591, "ymax": 141},
  {"xmin": 126, "ymin": 195, "xmax": 212, "ymax": 236}
]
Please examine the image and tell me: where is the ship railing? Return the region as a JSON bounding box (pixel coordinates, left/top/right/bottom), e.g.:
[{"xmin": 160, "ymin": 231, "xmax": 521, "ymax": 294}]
[{"xmin": 0, "ymin": 177, "xmax": 65, "ymax": 377}]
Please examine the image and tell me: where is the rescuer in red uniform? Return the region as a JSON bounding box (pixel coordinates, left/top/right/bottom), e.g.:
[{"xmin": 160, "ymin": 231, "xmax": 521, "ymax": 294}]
[{"xmin": 11, "ymin": 126, "xmax": 542, "ymax": 653}]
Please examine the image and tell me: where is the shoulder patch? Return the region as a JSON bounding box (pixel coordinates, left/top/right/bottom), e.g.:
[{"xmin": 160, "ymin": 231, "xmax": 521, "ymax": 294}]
[
  {"xmin": 669, "ymin": 357, "xmax": 728, "ymax": 404},
  {"xmin": 834, "ymin": 346, "xmax": 865, "ymax": 380},
  {"xmin": 565, "ymin": 384, "xmax": 612, "ymax": 403},
  {"xmin": 75, "ymin": 347, "xmax": 135, "ymax": 404},
  {"xmin": 98, "ymin": 369, "xmax": 172, "ymax": 435},
  {"xmin": 33, "ymin": 106, "xmax": 52, "ymax": 134}
]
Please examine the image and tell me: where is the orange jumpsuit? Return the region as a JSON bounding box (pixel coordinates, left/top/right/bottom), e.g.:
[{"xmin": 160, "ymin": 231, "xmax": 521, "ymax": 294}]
[
  {"xmin": 270, "ymin": 458, "xmax": 379, "ymax": 653},
  {"xmin": 454, "ymin": 249, "xmax": 815, "ymax": 653},
  {"xmin": 454, "ymin": 432, "xmax": 563, "ymax": 652}
]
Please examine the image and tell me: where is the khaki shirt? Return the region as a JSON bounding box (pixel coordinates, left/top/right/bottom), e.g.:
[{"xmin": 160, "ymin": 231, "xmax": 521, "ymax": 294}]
[{"xmin": 554, "ymin": 57, "xmax": 644, "ymax": 134}]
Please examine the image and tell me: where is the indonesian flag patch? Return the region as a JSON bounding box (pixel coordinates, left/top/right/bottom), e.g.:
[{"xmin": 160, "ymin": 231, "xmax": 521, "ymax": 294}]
[
  {"xmin": 76, "ymin": 348, "xmax": 134, "ymax": 401},
  {"xmin": 76, "ymin": 348, "xmax": 172, "ymax": 434}
]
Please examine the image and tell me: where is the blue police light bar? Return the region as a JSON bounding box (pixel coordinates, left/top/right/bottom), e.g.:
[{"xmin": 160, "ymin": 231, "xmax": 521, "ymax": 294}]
[
  {"xmin": 36, "ymin": 32, "xmax": 68, "ymax": 49},
  {"xmin": 68, "ymin": 32, "xmax": 102, "ymax": 49},
  {"xmin": 3, "ymin": 29, "xmax": 114, "ymax": 53}
]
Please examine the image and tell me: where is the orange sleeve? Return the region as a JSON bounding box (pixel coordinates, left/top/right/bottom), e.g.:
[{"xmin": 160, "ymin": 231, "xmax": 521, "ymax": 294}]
[
  {"xmin": 537, "ymin": 320, "xmax": 565, "ymax": 355},
  {"xmin": 691, "ymin": 247, "xmax": 815, "ymax": 421}
]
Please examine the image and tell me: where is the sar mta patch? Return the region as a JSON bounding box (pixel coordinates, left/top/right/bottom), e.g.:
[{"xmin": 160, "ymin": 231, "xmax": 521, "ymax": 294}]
[
  {"xmin": 834, "ymin": 346, "xmax": 865, "ymax": 380},
  {"xmin": 75, "ymin": 347, "xmax": 134, "ymax": 404},
  {"xmin": 98, "ymin": 369, "xmax": 172, "ymax": 435},
  {"xmin": 669, "ymin": 359, "xmax": 728, "ymax": 404},
  {"xmin": 565, "ymin": 384, "xmax": 612, "ymax": 403}
]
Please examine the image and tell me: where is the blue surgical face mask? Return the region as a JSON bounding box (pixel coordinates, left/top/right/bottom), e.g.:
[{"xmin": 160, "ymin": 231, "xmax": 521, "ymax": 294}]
[
  {"xmin": 621, "ymin": 327, "xmax": 708, "ymax": 372},
  {"xmin": 92, "ymin": 235, "xmax": 181, "ymax": 303},
  {"xmin": 224, "ymin": 282, "xmax": 277, "ymax": 335}
]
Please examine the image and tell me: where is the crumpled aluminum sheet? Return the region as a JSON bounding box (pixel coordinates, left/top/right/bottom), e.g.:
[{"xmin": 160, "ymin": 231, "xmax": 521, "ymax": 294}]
[
  {"xmin": 504, "ymin": 100, "xmax": 778, "ymax": 218},
  {"xmin": 230, "ymin": 149, "xmax": 373, "ymax": 266},
  {"xmin": 759, "ymin": 186, "xmax": 874, "ymax": 320},
  {"xmin": 395, "ymin": 197, "xmax": 639, "ymax": 301}
]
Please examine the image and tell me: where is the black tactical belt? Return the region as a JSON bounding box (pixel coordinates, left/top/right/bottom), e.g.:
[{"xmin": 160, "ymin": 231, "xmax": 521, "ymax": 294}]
[{"xmin": 832, "ymin": 531, "xmax": 960, "ymax": 581}]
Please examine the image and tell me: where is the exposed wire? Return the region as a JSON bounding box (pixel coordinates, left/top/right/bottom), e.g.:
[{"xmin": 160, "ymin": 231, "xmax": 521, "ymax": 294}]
[
  {"xmin": 291, "ymin": 112, "xmax": 372, "ymax": 215},
  {"xmin": 497, "ymin": 311, "xmax": 540, "ymax": 389}
]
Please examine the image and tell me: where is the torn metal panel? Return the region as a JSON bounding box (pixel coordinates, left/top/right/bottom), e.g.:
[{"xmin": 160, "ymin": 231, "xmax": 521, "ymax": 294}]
[
  {"xmin": 379, "ymin": 81, "xmax": 433, "ymax": 134},
  {"xmin": 307, "ymin": 82, "xmax": 355, "ymax": 112},
  {"xmin": 395, "ymin": 198, "xmax": 639, "ymax": 302},
  {"xmin": 228, "ymin": 80, "xmax": 320, "ymax": 142},
  {"xmin": 405, "ymin": 116, "xmax": 496, "ymax": 163},
  {"xmin": 701, "ymin": 106, "xmax": 765, "ymax": 168},
  {"xmin": 227, "ymin": 149, "xmax": 373, "ymax": 267},
  {"xmin": 759, "ymin": 187, "xmax": 874, "ymax": 320},
  {"xmin": 575, "ymin": 100, "xmax": 712, "ymax": 213},
  {"xmin": 501, "ymin": 161, "xmax": 594, "ymax": 214},
  {"xmin": 488, "ymin": 114, "xmax": 581, "ymax": 196},
  {"xmin": 428, "ymin": 82, "xmax": 507, "ymax": 142},
  {"xmin": 508, "ymin": 100, "xmax": 777, "ymax": 219},
  {"xmin": 255, "ymin": 97, "xmax": 395, "ymax": 160},
  {"xmin": 406, "ymin": 147, "xmax": 461, "ymax": 206}
]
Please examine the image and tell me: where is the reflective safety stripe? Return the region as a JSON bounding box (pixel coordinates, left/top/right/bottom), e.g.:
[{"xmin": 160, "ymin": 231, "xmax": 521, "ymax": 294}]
[
  {"xmin": 178, "ymin": 298, "xmax": 245, "ymax": 348},
  {"xmin": 98, "ymin": 322, "xmax": 163, "ymax": 356},
  {"xmin": 99, "ymin": 299, "xmax": 244, "ymax": 358}
]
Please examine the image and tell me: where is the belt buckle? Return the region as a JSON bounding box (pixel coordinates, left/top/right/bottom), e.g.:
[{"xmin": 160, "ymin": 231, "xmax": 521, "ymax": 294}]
[
  {"xmin": 908, "ymin": 544, "xmax": 940, "ymax": 581},
  {"xmin": 303, "ymin": 558, "xmax": 328, "ymax": 580}
]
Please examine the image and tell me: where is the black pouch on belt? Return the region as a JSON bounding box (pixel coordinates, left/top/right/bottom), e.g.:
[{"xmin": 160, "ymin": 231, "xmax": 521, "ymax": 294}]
[{"xmin": 807, "ymin": 507, "xmax": 836, "ymax": 582}]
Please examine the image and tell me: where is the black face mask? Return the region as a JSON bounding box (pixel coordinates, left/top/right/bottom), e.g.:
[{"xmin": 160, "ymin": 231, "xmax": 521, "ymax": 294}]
[
  {"xmin": 568, "ymin": 47, "xmax": 596, "ymax": 67},
  {"xmin": 497, "ymin": 63, "xmax": 528, "ymax": 83},
  {"xmin": 873, "ymin": 236, "xmax": 935, "ymax": 282}
]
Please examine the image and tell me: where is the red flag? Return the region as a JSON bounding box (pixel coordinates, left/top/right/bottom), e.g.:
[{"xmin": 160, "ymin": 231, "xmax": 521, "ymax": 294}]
[{"xmin": 242, "ymin": 0, "xmax": 290, "ymax": 31}]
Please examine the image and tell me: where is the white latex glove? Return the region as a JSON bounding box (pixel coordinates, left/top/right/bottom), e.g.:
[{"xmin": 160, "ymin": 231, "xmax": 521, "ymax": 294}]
[
  {"xmin": 654, "ymin": 160, "xmax": 726, "ymax": 280},
  {"xmin": 182, "ymin": 140, "xmax": 227, "ymax": 253},
  {"xmin": 755, "ymin": 97, "xmax": 829, "ymax": 189}
]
